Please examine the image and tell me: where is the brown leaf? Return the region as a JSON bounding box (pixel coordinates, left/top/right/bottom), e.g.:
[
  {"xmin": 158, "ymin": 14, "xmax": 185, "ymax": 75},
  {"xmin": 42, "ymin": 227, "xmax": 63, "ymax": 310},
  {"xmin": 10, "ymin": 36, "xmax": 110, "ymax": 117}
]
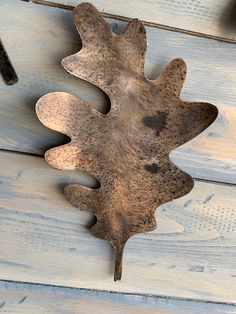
[{"xmin": 36, "ymin": 3, "xmax": 218, "ymax": 281}]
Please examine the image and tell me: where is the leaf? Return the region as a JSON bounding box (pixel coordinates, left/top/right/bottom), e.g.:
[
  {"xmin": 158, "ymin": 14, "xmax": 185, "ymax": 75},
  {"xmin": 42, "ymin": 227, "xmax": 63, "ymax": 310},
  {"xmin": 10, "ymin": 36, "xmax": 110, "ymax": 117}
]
[{"xmin": 36, "ymin": 3, "xmax": 218, "ymax": 281}]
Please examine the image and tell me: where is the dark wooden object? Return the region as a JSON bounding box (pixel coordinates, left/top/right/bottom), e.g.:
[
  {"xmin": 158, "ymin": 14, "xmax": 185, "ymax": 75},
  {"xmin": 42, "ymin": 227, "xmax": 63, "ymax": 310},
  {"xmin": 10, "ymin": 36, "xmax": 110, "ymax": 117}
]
[
  {"xmin": 36, "ymin": 2, "xmax": 218, "ymax": 281},
  {"xmin": 0, "ymin": 39, "xmax": 18, "ymax": 85}
]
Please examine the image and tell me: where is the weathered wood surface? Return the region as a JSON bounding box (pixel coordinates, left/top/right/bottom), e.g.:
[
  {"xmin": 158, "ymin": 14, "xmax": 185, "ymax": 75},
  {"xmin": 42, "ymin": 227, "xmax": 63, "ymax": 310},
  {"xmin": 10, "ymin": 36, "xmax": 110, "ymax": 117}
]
[
  {"xmin": 0, "ymin": 150, "xmax": 235, "ymax": 303},
  {"xmin": 43, "ymin": 0, "xmax": 236, "ymax": 40},
  {"xmin": 0, "ymin": 281, "xmax": 235, "ymax": 314},
  {"xmin": 0, "ymin": 0, "xmax": 234, "ymax": 310},
  {"xmin": 1, "ymin": 0, "xmax": 236, "ymax": 184}
]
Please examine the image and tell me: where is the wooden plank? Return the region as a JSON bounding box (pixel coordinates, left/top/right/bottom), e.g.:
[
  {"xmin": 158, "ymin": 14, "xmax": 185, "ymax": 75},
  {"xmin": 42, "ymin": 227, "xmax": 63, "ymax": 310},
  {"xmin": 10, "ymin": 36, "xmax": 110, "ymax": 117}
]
[
  {"xmin": 0, "ymin": 0, "xmax": 236, "ymax": 184},
  {"xmin": 41, "ymin": 0, "xmax": 236, "ymax": 40},
  {"xmin": 0, "ymin": 150, "xmax": 236, "ymax": 303},
  {"xmin": 0, "ymin": 281, "xmax": 235, "ymax": 314}
]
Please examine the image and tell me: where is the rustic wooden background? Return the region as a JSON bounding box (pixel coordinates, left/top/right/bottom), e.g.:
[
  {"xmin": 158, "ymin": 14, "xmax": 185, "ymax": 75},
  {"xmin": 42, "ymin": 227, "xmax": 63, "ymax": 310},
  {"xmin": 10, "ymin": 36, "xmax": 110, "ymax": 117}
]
[{"xmin": 0, "ymin": 0, "xmax": 236, "ymax": 313}]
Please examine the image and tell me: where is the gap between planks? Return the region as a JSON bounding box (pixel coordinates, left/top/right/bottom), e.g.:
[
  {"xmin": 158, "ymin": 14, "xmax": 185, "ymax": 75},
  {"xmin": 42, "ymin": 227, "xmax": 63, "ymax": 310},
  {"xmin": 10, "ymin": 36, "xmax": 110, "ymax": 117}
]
[
  {"xmin": 0, "ymin": 147, "xmax": 235, "ymax": 188},
  {"xmin": 19, "ymin": 0, "xmax": 236, "ymax": 45},
  {"xmin": 1, "ymin": 278, "xmax": 235, "ymax": 307}
]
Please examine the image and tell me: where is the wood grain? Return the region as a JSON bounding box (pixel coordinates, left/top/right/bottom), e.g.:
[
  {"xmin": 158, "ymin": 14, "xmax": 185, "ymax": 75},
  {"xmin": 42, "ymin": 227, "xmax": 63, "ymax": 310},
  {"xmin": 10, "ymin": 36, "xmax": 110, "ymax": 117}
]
[
  {"xmin": 39, "ymin": 0, "xmax": 236, "ymax": 40},
  {"xmin": 0, "ymin": 0, "xmax": 235, "ymax": 308},
  {"xmin": 0, "ymin": 0, "xmax": 236, "ymax": 184},
  {"xmin": 0, "ymin": 280, "xmax": 235, "ymax": 314},
  {"xmin": 0, "ymin": 150, "xmax": 235, "ymax": 303}
]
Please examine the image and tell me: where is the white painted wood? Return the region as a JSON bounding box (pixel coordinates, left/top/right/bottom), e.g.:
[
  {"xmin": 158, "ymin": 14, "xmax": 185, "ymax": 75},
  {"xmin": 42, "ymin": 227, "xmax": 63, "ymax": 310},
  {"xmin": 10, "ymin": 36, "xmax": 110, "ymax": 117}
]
[
  {"xmin": 0, "ymin": 0, "xmax": 236, "ymax": 183},
  {"xmin": 44, "ymin": 0, "xmax": 236, "ymax": 40},
  {"xmin": 0, "ymin": 150, "xmax": 236, "ymax": 303},
  {"xmin": 0, "ymin": 280, "xmax": 235, "ymax": 314}
]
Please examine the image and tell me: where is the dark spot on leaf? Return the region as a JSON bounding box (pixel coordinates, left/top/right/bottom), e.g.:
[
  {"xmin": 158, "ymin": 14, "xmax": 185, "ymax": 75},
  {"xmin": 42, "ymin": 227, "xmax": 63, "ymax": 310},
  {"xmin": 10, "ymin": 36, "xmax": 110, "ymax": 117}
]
[
  {"xmin": 144, "ymin": 163, "xmax": 160, "ymax": 174},
  {"xmin": 107, "ymin": 78, "xmax": 113, "ymax": 85},
  {"xmin": 143, "ymin": 111, "xmax": 168, "ymax": 135}
]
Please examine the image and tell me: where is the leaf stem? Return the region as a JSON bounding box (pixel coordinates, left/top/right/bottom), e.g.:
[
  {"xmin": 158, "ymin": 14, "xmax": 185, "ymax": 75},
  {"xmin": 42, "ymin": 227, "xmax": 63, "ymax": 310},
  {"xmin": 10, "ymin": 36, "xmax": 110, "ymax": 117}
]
[{"xmin": 114, "ymin": 245, "xmax": 124, "ymax": 281}]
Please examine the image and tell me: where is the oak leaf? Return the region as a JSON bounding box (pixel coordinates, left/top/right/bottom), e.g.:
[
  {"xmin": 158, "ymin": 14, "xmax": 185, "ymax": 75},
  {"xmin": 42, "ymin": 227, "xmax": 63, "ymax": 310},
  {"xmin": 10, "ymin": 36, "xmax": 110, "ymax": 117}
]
[{"xmin": 36, "ymin": 3, "xmax": 218, "ymax": 280}]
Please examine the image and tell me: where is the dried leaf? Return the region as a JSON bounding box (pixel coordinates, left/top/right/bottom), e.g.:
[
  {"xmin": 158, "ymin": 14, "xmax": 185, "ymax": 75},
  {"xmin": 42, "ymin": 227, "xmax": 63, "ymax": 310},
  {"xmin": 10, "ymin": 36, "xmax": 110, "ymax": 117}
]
[{"xmin": 36, "ymin": 3, "xmax": 218, "ymax": 280}]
